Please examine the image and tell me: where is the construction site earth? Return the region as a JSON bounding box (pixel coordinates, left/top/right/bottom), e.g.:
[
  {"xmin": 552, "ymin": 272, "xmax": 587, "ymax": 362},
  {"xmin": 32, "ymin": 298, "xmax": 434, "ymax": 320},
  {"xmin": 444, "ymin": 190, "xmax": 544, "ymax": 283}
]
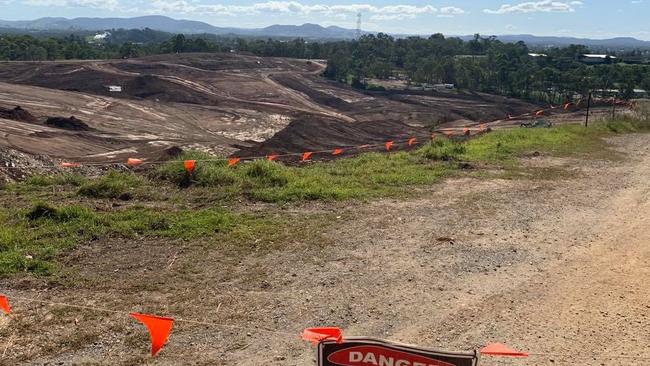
[{"xmin": 0, "ymin": 52, "xmax": 615, "ymax": 177}]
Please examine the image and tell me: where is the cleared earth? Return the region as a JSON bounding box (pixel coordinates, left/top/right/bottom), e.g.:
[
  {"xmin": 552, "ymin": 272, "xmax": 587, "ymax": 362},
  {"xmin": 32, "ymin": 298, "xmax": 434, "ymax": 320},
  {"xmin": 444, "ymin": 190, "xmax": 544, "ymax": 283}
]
[{"xmin": 0, "ymin": 52, "xmax": 602, "ymax": 167}]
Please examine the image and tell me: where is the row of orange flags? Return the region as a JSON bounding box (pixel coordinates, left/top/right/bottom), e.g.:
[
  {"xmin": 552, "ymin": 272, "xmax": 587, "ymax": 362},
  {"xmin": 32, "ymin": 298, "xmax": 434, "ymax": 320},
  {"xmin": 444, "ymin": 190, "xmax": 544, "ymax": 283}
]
[{"xmin": 58, "ymin": 130, "xmax": 471, "ymax": 170}]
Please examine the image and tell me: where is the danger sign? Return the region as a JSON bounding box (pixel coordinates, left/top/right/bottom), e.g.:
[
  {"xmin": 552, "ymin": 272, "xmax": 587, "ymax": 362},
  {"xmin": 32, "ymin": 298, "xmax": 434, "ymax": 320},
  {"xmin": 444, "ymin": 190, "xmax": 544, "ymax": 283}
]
[{"xmin": 318, "ymin": 338, "xmax": 479, "ymax": 366}]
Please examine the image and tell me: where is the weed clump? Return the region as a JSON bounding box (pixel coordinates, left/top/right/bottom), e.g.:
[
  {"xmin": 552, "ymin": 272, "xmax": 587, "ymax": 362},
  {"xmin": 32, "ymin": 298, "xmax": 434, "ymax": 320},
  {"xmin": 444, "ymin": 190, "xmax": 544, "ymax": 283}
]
[
  {"xmin": 26, "ymin": 202, "xmax": 94, "ymax": 222},
  {"xmin": 26, "ymin": 173, "xmax": 87, "ymax": 187},
  {"xmin": 77, "ymin": 171, "xmax": 142, "ymax": 199},
  {"xmin": 418, "ymin": 139, "xmax": 466, "ymax": 161},
  {"xmin": 244, "ymin": 160, "xmax": 291, "ymax": 187},
  {"xmin": 26, "ymin": 202, "xmax": 59, "ymax": 220},
  {"xmin": 153, "ymin": 151, "xmax": 239, "ymax": 188}
]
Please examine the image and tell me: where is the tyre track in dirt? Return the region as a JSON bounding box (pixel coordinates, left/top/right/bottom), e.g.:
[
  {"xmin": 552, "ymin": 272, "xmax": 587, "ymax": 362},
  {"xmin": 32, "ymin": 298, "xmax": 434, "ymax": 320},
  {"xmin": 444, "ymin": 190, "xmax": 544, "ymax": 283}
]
[
  {"xmin": 436, "ymin": 135, "xmax": 650, "ymax": 365},
  {"xmin": 230, "ymin": 133, "xmax": 650, "ymax": 366}
]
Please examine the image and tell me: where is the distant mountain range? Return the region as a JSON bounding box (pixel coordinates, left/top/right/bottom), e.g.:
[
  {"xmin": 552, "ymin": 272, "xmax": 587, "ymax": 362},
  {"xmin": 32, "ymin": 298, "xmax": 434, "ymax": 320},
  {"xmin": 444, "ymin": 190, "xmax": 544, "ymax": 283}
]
[
  {"xmin": 0, "ymin": 15, "xmax": 363, "ymax": 39},
  {"xmin": 457, "ymin": 34, "xmax": 650, "ymax": 49},
  {"xmin": 1, "ymin": 15, "xmax": 650, "ymax": 48}
]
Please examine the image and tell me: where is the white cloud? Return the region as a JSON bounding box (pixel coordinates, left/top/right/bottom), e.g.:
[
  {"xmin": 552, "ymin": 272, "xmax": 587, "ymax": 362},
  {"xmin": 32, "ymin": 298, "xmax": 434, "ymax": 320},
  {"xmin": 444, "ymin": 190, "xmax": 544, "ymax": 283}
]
[
  {"xmin": 24, "ymin": 0, "xmax": 117, "ymax": 9},
  {"xmin": 484, "ymin": 1, "xmax": 579, "ymax": 14},
  {"xmin": 440, "ymin": 6, "xmax": 465, "ymax": 15},
  {"xmin": 145, "ymin": 1, "xmax": 453, "ymax": 19}
]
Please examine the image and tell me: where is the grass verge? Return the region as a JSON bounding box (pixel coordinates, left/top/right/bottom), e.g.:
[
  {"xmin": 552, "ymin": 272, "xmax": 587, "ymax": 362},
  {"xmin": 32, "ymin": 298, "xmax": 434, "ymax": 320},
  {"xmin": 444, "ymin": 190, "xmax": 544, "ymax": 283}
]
[{"xmin": 153, "ymin": 149, "xmax": 456, "ymax": 202}]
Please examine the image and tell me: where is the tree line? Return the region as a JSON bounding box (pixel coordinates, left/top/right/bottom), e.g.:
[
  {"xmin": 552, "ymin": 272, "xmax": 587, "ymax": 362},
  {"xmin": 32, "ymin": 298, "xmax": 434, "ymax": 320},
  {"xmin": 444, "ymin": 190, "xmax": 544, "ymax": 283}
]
[
  {"xmin": 1, "ymin": 30, "xmax": 649, "ymax": 102},
  {"xmin": 322, "ymin": 34, "xmax": 650, "ymax": 102}
]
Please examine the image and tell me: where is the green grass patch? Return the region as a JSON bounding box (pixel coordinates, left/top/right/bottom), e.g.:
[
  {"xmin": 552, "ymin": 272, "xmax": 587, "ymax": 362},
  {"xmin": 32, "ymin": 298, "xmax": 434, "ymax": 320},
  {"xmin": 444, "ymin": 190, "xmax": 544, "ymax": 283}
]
[
  {"xmin": 1, "ymin": 173, "xmax": 88, "ymax": 194},
  {"xmin": 417, "ymin": 138, "xmax": 467, "ymax": 161},
  {"xmin": 154, "ymin": 150, "xmax": 455, "ymax": 202},
  {"xmin": 151, "ymin": 119, "xmax": 649, "ymax": 202},
  {"xmin": 25, "ymin": 173, "xmax": 88, "ymax": 187},
  {"xmin": 77, "ymin": 171, "xmax": 143, "ymax": 199},
  {"xmin": 462, "ymin": 119, "xmax": 650, "ymax": 162},
  {"xmin": 0, "ymin": 202, "xmax": 236, "ymax": 276}
]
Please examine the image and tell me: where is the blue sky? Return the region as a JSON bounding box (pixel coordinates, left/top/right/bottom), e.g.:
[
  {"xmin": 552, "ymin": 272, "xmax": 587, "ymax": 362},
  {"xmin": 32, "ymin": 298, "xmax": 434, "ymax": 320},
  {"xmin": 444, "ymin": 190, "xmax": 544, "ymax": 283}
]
[{"xmin": 1, "ymin": 0, "xmax": 649, "ymax": 40}]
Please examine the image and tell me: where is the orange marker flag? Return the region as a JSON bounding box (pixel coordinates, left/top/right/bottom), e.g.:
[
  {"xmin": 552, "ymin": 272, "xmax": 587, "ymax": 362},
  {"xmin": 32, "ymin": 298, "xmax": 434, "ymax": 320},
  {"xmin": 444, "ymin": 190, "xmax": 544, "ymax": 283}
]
[
  {"xmin": 130, "ymin": 313, "xmax": 174, "ymax": 357},
  {"xmin": 127, "ymin": 158, "xmax": 144, "ymax": 167},
  {"xmin": 385, "ymin": 141, "xmax": 394, "ymax": 151},
  {"xmin": 407, "ymin": 137, "xmax": 416, "ymax": 147},
  {"xmin": 480, "ymin": 343, "xmax": 529, "ymax": 357},
  {"xmin": 60, "ymin": 162, "xmax": 80, "ymax": 168},
  {"xmin": 301, "ymin": 152, "xmax": 313, "ymax": 161},
  {"xmin": 227, "ymin": 157, "xmax": 240, "ymax": 167},
  {"xmin": 267, "ymin": 154, "xmax": 278, "ymax": 161},
  {"xmin": 535, "ymin": 110, "xmax": 544, "ymax": 116},
  {"xmin": 0, "ymin": 294, "xmax": 10, "ymax": 314},
  {"xmin": 183, "ymin": 160, "xmax": 196, "ymax": 174},
  {"xmin": 332, "ymin": 148, "xmax": 343, "ymax": 156},
  {"xmin": 564, "ymin": 102, "xmax": 572, "ymax": 110},
  {"xmin": 301, "ymin": 327, "xmax": 343, "ymax": 346}
]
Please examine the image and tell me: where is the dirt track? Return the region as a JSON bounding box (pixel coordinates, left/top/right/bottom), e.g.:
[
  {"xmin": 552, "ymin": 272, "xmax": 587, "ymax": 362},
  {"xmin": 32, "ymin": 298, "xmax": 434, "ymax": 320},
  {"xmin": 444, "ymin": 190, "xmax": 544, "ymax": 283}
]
[{"xmin": 0, "ymin": 133, "xmax": 647, "ymax": 365}]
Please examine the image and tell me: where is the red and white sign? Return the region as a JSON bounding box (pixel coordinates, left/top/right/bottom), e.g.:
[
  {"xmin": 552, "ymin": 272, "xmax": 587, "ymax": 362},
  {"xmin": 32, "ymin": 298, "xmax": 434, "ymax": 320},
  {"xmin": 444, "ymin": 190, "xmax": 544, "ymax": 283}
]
[
  {"xmin": 328, "ymin": 345, "xmax": 456, "ymax": 366},
  {"xmin": 318, "ymin": 338, "xmax": 478, "ymax": 366}
]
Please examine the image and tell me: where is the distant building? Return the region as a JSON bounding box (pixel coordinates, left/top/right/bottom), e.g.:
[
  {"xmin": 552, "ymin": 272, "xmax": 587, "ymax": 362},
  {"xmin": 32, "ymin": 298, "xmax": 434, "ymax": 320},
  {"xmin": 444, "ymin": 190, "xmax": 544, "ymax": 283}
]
[
  {"xmin": 579, "ymin": 54, "xmax": 617, "ymax": 64},
  {"xmin": 528, "ymin": 53, "xmax": 547, "ymax": 58},
  {"xmin": 107, "ymin": 86, "xmax": 122, "ymax": 92},
  {"xmin": 88, "ymin": 32, "xmax": 111, "ymax": 44},
  {"xmin": 93, "ymin": 32, "xmax": 111, "ymax": 40},
  {"xmin": 433, "ymin": 83, "xmax": 455, "ymax": 90}
]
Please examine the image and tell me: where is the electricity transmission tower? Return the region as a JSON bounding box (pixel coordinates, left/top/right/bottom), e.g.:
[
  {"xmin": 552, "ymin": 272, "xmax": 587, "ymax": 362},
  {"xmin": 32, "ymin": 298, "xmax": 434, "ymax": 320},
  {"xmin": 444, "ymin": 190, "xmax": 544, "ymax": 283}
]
[{"xmin": 356, "ymin": 13, "xmax": 362, "ymax": 38}]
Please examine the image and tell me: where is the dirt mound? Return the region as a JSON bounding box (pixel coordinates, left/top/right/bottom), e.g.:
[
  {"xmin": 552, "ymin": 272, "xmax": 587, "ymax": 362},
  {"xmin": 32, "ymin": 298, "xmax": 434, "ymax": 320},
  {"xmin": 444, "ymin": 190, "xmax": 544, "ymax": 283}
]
[
  {"xmin": 0, "ymin": 106, "xmax": 37, "ymax": 122},
  {"xmin": 236, "ymin": 114, "xmax": 430, "ymax": 159},
  {"xmin": 124, "ymin": 75, "xmax": 216, "ymax": 105},
  {"xmin": 45, "ymin": 116, "xmax": 91, "ymax": 131},
  {"xmin": 156, "ymin": 146, "xmax": 184, "ymax": 160},
  {"xmin": 271, "ymin": 74, "xmax": 353, "ymax": 111},
  {"xmin": 135, "ymin": 53, "xmax": 311, "ymax": 72}
]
